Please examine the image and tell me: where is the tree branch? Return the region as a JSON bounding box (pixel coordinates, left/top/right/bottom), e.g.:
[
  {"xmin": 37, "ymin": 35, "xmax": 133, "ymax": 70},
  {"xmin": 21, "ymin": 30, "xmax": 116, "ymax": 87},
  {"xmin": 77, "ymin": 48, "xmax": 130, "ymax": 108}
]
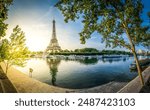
[
  {"xmin": 114, "ymin": 39, "xmax": 131, "ymax": 50},
  {"xmin": 122, "ymin": 23, "xmax": 135, "ymax": 51}
]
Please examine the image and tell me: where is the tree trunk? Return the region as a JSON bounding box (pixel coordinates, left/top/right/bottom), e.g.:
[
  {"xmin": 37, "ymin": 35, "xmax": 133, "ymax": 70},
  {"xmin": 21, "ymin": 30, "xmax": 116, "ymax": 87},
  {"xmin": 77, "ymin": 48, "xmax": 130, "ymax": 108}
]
[
  {"xmin": 5, "ymin": 62, "xmax": 9, "ymax": 75},
  {"xmin": 132, "ymin": 49, "xmax": 144, "ymax": 85},
  {"xmin": 123, "ymin": 23, "xmax": 145, "ymax": 86}
]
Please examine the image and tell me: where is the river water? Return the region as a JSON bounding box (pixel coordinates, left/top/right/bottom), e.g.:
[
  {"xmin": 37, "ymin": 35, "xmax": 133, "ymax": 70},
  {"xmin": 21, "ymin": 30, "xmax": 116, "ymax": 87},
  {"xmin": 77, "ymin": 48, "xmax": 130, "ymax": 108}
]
[{"xmin": 15, "ymin": 56, "xmax": 138, "ymax": 89}]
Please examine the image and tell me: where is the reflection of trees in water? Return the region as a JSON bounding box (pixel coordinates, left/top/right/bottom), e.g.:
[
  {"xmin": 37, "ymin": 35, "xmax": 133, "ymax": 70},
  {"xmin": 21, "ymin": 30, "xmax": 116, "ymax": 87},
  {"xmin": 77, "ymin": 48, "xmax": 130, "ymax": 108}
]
[
  {"xmin": 78, "ymin": 57, "xmax": 98, "ymax": 65},
  {"xmin": 123, "ymin": 57, "xmax": 127, "ymax": 62},
  {"xmin": 46, "ymin": 58, "xmax": 61, "ymax": 86},
  {"xmin": 45, "ymin": 56, "xmax": 129, "ymax": 85},
  {"xmin": 108, "ymin": 59, "xmax": 113, "ymax": 63},
  {"xmin": 65, "ymin": 57, "xmax": 99, "ymax": 65},
  {"xmin": 64, "ymin": 56, "xmax": 129, "ymax": 64},
  {"xmin": 102, "ymin": 57, "xmax": 128, "ymax": 63}
]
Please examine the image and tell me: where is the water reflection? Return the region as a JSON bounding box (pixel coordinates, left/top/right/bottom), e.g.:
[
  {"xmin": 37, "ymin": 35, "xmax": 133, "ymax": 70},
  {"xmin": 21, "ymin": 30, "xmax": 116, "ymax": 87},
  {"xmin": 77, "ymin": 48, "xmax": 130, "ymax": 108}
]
[
  {"xmin": 63, "ymin": 57, "xmax": 98, "ymax": 65},
  {"xmin": 123, "ymin": 57, "xmax": 127, "ymax": 62},
  {"xmin": 15, "ymin": 56, "xmax": 138, "ymax": 89},
  {"xmin": 68, "ymin": 57, "xmax": 99, "ymax": 65},
  {"xmin": 64, "ymin": 57, "xmax": 128, "ymax": 65},
  {"xmin": 46, "ymin": 58, "xmax": 61, "ymax": 86},
  {"xmin": 45, "ymin": 57, "xmax": 130, "ymax": 86},
  {"xmin": 101, "ymin": 57, "xmax": 127, "ymax": 63}
]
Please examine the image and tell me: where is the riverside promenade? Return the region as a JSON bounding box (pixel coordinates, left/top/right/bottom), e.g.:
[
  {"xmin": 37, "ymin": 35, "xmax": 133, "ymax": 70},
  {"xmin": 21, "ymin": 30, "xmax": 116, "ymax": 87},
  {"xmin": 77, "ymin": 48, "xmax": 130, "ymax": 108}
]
[
  {"xmin": 0, "ymin": 62, "xmax": 149, "ymax": 93},
  {"xmin": 0, "ymin": 63, "xmax": 71, "ymax": 93},
  {"xmin": 118, "ymin": 66, "xmax": 150, "ymax": 93}
]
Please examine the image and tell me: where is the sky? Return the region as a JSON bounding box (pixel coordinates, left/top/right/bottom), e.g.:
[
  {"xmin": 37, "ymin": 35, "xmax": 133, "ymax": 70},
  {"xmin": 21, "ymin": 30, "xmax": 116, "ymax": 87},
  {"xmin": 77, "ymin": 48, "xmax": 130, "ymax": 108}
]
[{"xmin": 5, "ymin": 0, "xmax": 150, "ymax": 51}]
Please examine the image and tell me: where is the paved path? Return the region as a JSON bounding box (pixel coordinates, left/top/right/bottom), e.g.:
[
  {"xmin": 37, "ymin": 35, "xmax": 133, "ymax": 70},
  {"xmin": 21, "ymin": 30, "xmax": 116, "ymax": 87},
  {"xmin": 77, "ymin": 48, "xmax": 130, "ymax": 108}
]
[
  {"xmin": 1, "ymin": 62, "xmax": 149, "ymax": 93},
  {"xmin": 0, "ymin": 63, "xmax": 71, "ymax": 93},
  {"xmin": 0, "ymin": 63, "xmax": 127, "ymax": 93},
  {"xmin": 0, "ymin": 66, "xmax": 17, "ymax": 93}
]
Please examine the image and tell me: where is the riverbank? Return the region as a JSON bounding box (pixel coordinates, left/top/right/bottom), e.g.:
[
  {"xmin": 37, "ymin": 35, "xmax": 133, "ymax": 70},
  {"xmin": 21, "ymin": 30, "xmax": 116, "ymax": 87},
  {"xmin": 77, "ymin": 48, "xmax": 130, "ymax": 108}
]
[
  {"xmin": 77, "ymin": 82, "xmax": 127, "ymax": 93},
  {"xmin": 1, "ymin": 62, "xmax": 149, "ymax": 93},
  {"xmin": 0, "ymin": 63, "xmax": 72, "ymax": 93},
  {"xmin": 0, "ymin": 62, "xmax": 128, "ymax": 93},
  {"xmin": 118, "ymin": 66, "xmax": 150, "ymax": 93}
]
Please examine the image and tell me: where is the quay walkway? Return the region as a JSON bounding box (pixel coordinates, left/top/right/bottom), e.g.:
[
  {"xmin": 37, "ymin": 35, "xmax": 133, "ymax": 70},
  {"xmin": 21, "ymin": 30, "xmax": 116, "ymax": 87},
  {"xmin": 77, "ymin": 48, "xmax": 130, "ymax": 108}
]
[{"xmin": 0, "ymin": 62, "xmax": 149, "ymax": 93}]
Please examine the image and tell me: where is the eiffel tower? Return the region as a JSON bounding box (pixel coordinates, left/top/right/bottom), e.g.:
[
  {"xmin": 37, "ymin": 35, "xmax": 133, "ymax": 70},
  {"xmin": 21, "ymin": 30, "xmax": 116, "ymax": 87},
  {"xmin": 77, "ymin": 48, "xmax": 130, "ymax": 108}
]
[{"xmin": 46, "ymin": 20, "xmax": 61, "ymax": 53}]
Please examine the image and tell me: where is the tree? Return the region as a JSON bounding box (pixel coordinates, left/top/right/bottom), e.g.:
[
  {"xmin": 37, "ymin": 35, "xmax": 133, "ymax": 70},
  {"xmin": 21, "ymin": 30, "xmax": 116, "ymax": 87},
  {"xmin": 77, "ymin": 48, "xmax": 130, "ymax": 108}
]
[
  {"xmin": 142, "ymin": 12, "xmax": 150, "ymax": 50},
  {"xmin": 56, "ymin": 0, "xmax": 149, "ymax": 85},
  {"xmin": 0, "ymin": 0, "xmax": 13, "ymax": 39},
  {"xmin": 148, "ymin": 11, "xmax": 150, "ymax": 24},
  {"xmin": 75, "ymin": 48, "xmax": 99, "ymax": 53},
  {"xmin": 0, "ymin": 25, "xmax": 29, "ymax": 74},
  {"xmin": 63, "ymin": 49, "xmax": 70, "ymax": 52},
  {"xmin": 0, "ymin": 0, "xmax": 13, "ymax": 62},
  {"xmin": 0, "ymin": 39, "xmax": 9, "ymax": 62},
  {"xmin": 142, "ymin": 33, "xmax": 150, "ymax": 51},
  {"xmin": 137, "ymin": 12, "xmax": 150, "ymax": 51}
]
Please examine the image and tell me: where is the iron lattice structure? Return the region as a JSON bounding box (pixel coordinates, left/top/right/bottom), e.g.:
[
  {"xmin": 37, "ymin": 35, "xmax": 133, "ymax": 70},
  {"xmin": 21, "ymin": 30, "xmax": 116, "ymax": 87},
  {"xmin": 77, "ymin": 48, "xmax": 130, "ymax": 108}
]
[{"xmin": 46, "ymin": 20, "xmax": 61, "ymax": 53}]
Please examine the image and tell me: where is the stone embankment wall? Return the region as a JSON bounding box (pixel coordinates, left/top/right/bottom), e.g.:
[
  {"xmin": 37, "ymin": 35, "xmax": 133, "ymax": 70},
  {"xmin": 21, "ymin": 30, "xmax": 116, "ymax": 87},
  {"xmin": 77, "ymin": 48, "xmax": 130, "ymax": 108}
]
[
  {"xmin": 0, "ymin": 66, "xmax": 17, "ymax": 93},
  {"xmin": 0, "ymin": 63, "xmax": 72, "ymax": 93},
  {"xmin": 118, "ymin": 66, "xmax": 150, "ymax": 93}
]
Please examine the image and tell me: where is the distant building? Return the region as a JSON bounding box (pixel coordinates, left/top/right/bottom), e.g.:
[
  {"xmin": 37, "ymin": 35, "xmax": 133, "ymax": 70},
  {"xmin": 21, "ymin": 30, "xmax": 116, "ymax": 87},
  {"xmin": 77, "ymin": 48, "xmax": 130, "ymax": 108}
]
[{"xmin": 137, "ymin": 49, "xmax": 145, "ymax": 54}]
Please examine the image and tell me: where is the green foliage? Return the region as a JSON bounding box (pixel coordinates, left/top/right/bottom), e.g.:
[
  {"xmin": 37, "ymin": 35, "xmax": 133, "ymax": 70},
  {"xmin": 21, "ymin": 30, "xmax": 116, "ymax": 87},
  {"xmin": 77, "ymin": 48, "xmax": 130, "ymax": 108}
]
[
  {"xmin": 49, "ymin": 52, "xmax": 100, "ymax": 56},
  {"xmin": 47, "ymin": 49, "xmax": 130, "ymax": 56},
  {"xmin": 0, "ymin": 39, "xmax": 9, "ymax": 62},
  {"xmin": 141, "ymin": 33, "xmax": 150, "ymax": 50},
  {"xmin": 0, "ymin": 25, "xmax": 29, "ymax": 73},
  {"xmin": 142, "ymin": 12, "xmax": 150, "ymax": 50},
  {"xmin": 101, "ymin": 50, "xmax": 131, "ymax": 55},
  {"xmin": 63, "ymin": 49, "xmax": 70, "ymax": 52},
  {"xmin": 0, "ymin": 0, "xmax": 13, "ymax": 39},
  {"xmin": 56, "ymin": 0, "xmax": 149, "ymax": 49},
  {"xmin": 78, "ymin": 57, "xmax": 98, "ymax": 65},
  {"xmin": 56, "ymin": 0, "xmax": 147, "ymax": 85},
  {"xmin": 30, "ymin": 51, "xmax": 43, "ymax": 57},
  {"xmin": 74, "ymin": 48, "xmax": 99, "ymax": 53},
  {"xmin": 147, "ymin": 12, "xmax": 150, "ymax": 18}
]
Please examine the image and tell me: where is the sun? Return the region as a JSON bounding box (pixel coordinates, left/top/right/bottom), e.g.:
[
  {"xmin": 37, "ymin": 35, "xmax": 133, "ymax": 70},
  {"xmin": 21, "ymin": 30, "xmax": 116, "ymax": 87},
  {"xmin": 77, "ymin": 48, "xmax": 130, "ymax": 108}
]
[{"xmin": 19, "ymin": 24, "xmax": 50, "ymax": 52}]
